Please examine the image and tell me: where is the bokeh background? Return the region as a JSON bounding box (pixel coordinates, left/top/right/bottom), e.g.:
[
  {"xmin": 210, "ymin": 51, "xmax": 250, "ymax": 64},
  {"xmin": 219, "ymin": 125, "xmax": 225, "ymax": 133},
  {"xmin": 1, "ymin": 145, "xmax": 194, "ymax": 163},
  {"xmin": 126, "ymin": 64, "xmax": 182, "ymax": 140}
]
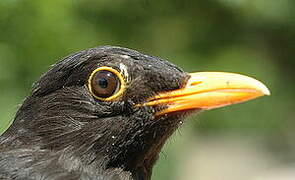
[{"xmin": 0, "ymin": 0, "xmax": 294, "ymax": 179}]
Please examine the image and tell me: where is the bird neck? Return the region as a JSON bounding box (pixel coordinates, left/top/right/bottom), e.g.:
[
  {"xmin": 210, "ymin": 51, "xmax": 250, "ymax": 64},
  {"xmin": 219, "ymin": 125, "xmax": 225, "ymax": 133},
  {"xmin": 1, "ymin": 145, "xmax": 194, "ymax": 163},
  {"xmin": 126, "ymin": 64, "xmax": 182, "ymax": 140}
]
[{"xmin": 6, "ymin": 95, "xmax": 186, "ymax": 180}]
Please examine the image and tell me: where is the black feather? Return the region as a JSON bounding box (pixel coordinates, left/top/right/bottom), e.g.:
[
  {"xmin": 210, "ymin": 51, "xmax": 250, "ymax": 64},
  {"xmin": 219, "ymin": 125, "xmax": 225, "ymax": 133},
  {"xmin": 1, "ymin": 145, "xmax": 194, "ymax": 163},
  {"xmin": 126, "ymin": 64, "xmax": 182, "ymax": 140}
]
[{"xmin": 0, "ymin": 46, "xmax": 189, "ymax": 180}]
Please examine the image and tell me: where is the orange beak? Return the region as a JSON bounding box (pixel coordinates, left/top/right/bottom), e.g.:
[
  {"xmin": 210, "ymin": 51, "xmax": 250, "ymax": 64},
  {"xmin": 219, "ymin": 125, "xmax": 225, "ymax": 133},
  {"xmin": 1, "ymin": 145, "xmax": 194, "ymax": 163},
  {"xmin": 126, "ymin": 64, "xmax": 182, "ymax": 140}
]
[{"xmin": 142, "ymin": 72, "xmax": 270, "ymax": 116}]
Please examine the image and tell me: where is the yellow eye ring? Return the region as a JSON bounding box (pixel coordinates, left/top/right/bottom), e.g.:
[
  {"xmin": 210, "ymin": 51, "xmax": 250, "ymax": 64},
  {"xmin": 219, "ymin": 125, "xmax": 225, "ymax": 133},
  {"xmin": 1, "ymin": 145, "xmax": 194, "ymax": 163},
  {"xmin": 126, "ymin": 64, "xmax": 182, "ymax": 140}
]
[{"xmin": 88, "ymin": 66, "xmax": 126, "ymax": 101}]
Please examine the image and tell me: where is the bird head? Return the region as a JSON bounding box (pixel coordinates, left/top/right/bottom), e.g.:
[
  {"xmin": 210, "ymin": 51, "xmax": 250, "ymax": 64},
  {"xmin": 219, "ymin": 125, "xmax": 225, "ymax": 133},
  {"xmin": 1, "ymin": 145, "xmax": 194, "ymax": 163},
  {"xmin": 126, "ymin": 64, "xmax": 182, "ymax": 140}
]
[{"xmin": 6, "ymin": 46, "xmax": 270, "ymax": 179}]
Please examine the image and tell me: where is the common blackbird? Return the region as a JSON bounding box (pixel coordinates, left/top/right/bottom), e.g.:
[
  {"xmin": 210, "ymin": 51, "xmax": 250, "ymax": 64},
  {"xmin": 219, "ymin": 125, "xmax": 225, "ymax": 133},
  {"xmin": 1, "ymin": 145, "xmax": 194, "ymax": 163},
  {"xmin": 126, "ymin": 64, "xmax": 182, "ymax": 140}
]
[{"xmin": 0, "ymin": 46, "xmax": 270, "ymax": 180}]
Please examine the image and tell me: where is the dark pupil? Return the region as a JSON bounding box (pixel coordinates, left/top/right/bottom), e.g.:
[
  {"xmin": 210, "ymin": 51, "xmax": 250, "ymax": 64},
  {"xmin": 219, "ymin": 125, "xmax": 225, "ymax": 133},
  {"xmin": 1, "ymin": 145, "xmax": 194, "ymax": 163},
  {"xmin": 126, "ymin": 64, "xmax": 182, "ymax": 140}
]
[
  {"xmin": 91, "ymin": 70, "xmax": 120, "ymax": 98},
  {"xmin": 98, "ymin": 78, "xmax": 108, "ymax": 89}
]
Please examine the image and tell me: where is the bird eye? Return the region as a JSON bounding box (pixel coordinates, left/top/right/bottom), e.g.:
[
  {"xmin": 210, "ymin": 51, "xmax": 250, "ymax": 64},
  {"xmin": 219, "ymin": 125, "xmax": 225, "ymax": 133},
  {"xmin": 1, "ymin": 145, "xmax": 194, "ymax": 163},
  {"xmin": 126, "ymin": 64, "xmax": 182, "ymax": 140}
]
[{"xmin": 88, "ymin": 67, "xmax": 125, "ymax": 101}]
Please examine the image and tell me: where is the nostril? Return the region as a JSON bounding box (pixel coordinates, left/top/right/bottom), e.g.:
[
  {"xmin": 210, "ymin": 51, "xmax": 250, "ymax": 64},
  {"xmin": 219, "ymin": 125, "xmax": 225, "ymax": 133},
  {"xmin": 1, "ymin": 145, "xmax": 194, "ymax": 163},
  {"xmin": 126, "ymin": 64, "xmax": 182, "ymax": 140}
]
[{"xmin": 190, "ymin": 81, "xmax": 202, "ymax": 86}]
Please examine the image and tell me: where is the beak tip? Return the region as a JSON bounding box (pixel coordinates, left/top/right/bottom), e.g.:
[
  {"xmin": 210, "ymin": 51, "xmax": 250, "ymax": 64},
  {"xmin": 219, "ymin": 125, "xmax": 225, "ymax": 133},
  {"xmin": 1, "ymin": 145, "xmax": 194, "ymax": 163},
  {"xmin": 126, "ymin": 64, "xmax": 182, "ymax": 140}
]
[
  {"xmin": 263, "ymin": 88, "xmax": 271, "ymax": 96},
  {"xmin": 257, "ymin": 81, "xmax": 271, "ymax": 96},
  {"xmin": 263, "ymin": 89, "xmax": 271, "ymax": 96}
]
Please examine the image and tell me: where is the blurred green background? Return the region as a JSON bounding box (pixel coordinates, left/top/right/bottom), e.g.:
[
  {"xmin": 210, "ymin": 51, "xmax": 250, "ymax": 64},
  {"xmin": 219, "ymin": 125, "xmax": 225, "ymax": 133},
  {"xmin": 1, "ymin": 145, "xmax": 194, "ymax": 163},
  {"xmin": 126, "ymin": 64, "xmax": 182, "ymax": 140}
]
[{"xmin": 0, "ymin": 0, "xmax": 294, "ymax": 179}]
